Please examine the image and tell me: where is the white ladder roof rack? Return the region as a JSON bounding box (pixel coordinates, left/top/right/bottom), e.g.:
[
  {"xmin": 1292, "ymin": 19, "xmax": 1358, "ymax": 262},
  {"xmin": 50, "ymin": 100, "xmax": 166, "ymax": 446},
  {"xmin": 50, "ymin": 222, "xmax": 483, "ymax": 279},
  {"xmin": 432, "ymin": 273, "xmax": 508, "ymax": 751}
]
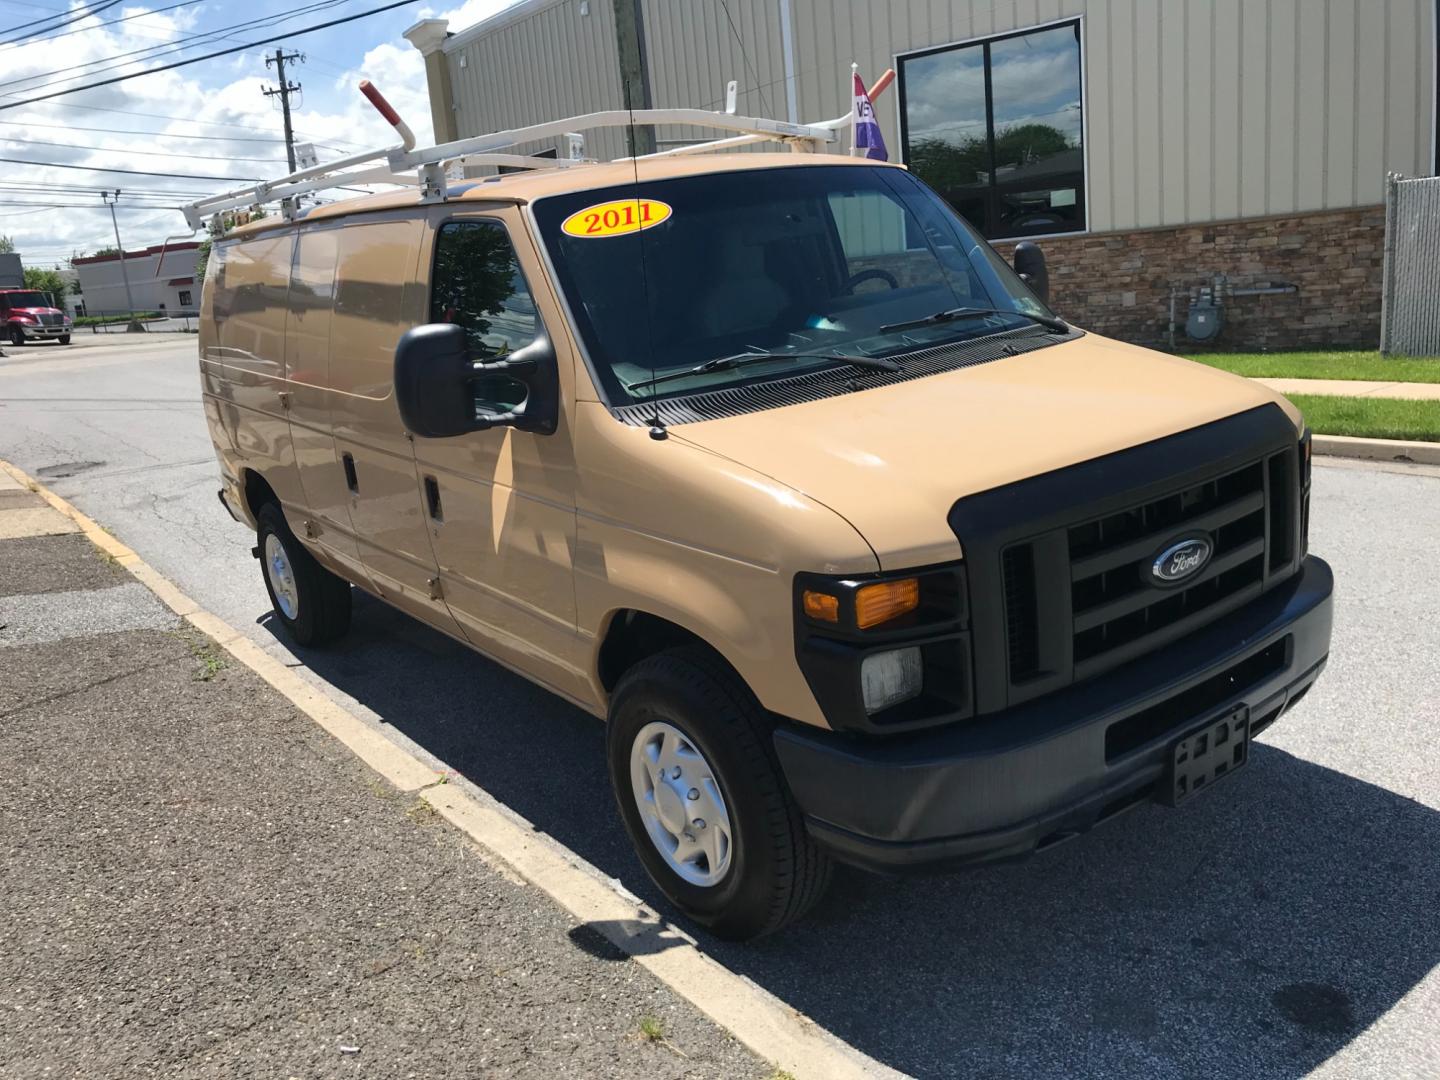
[{"xmin": 182, "ymin": 74, "xmax": 886, "ymax": 235}]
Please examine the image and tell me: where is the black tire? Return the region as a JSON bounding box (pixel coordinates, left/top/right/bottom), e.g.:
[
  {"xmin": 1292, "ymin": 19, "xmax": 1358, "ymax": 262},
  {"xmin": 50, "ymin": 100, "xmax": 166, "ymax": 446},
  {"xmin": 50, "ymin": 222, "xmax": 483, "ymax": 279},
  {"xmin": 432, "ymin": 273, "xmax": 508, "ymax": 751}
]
[
  {"xmin": 8, "ymin": 326, "xmax": 24, "ymax": 347},
  {"xmin": 255, "ymin": 501, "xmax": 352, "ymax": 646},
  {"xmin": 58, "ymin": 334, "xmax": 71, "ymax": 345},
  {"xmin": 607, "ymin": 645, "xmax": 831, "ymax": 940}
]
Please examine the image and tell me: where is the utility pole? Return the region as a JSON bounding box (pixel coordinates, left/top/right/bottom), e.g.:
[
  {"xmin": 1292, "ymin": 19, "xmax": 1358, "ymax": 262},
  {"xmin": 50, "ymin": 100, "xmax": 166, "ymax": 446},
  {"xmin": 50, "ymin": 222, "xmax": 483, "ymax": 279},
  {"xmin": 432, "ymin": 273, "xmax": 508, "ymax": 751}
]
[
  {"xmin": 100, "ymin": 190, "xmax": 140, "ymax": 331},
  {"xmin": 610, "ymin": 0, "xmax": 655, "ymax": 157},
  {"xmin": 263, "ymin": 49, "xmax": 305, "ymax": 173}
]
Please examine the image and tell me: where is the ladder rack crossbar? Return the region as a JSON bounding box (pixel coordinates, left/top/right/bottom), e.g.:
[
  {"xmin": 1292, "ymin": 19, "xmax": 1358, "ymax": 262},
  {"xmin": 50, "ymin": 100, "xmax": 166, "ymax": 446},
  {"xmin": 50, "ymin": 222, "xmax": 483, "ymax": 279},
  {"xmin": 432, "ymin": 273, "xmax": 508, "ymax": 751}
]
[{"xmin": 182, "ymin": 103, "xmax": 851, "ymax": 234}]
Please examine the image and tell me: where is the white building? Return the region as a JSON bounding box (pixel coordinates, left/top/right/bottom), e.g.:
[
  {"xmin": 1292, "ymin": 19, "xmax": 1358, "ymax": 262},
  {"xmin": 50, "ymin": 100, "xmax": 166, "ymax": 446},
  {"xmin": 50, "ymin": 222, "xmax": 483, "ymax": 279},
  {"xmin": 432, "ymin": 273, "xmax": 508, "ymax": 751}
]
[{"xmin": 71, "ymin": 242, "xmax": 202, "ymax": 316}]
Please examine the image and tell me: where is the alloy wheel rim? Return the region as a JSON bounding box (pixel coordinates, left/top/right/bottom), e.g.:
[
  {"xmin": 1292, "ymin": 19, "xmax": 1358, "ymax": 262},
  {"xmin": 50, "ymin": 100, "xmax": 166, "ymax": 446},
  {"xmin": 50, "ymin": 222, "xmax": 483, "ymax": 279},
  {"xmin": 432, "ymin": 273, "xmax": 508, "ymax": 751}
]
[
  {"xmin": 263, "ymin": 533, "xmax": 300, "ymax": 620},
  {"xmin": 629, "ymin": 720, "xmax": 733, "ymax": 888}
]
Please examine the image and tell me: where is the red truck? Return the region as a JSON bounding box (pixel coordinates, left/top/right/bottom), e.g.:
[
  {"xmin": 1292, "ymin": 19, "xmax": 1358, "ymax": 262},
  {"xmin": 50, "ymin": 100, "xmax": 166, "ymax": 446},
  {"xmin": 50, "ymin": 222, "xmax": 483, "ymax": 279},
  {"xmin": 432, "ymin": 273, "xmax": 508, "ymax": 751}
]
[{"xmin": 1, "ymin": 288, "xmax": 72, "ymax": 346}]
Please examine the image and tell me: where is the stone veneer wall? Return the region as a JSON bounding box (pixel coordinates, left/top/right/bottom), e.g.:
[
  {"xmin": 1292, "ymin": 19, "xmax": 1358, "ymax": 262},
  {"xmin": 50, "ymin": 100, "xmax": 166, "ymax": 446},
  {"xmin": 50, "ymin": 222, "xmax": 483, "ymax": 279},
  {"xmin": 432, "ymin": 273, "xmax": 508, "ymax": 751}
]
[{"xmin": 992, "ymin": 206, "xmax": 1385, "ymax": 352}]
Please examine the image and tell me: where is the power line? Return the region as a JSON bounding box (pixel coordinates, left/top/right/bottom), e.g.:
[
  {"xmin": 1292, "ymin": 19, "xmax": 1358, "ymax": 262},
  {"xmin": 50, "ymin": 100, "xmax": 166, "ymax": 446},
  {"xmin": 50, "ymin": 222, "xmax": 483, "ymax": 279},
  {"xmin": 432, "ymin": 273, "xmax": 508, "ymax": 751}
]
[
  {"xmin": 0, "ymin": 201, "xmax": 184, "ymax": 210},
  {"xmin": 0, "ymin": 134, "xmax": 289, "ymax": 162},
  {"xmin": 0, "ymin": 117, "xmax": 287, "ymax": 143},
  {"xmin": 0, "ymin": 1, "xmax": 417, "ymax": 112},
  {"xmin": 0, "ymin": 157, "xmax": 258, "ymax": 181},
  {"xmin": 0, "ymin": 0, "xmax": 121, "ymax": 47},
  {"xmin": 0, "ymin": 0, "xmax": 197, "ymax": 49},
  {"xmin": 16, "ymin": 99, "xmax": 367, "ymax": 147},
  {"xmin": 0, "ymin": 0, "xmax": 351, "ymax": 96}
]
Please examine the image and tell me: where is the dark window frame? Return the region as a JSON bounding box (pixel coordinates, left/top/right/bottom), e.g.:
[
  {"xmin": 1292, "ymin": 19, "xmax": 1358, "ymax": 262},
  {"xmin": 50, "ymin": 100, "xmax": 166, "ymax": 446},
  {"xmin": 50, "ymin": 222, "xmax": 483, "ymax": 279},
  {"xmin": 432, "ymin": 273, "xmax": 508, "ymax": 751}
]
[{"xmin": 897, "ymin": 18, "xmax": 1088, "ymax": 242}]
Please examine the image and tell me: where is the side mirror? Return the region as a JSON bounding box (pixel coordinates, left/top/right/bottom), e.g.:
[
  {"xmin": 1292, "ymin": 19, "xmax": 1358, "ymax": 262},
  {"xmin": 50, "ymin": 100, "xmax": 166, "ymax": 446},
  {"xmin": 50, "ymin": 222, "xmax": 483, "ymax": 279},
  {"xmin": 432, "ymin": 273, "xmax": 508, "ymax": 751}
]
[
  {"xmin": 1013, "ymin": 241, "xmax": 1050, "ymax": 306},
  {"xmin": 394, "ymin": 322, "xmax": 559, "ymax": 438}
]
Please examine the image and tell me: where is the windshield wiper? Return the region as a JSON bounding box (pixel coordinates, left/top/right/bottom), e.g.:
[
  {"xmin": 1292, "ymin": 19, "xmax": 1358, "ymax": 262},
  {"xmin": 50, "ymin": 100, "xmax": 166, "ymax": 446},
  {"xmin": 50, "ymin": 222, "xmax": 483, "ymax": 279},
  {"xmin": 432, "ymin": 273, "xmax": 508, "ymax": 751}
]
[
  {"xmin": 879, "ymin": 306, "xmax": 1069, "ymax": 336},
  {"xmin": 631, "ymin": 350, "xmax": 901, "ymax": 392}
]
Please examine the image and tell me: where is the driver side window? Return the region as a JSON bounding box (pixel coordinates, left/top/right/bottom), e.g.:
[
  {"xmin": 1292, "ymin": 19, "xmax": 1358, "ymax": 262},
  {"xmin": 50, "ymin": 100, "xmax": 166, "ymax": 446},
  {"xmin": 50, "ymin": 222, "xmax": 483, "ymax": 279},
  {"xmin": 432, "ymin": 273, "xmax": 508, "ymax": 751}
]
[
  {"xmin": 430, "ymin": 220, "xmax": 539, "ymax": 359},
  {"xmin": 431, "ymin": 220, "xmax": 540, "ymax": 412}
]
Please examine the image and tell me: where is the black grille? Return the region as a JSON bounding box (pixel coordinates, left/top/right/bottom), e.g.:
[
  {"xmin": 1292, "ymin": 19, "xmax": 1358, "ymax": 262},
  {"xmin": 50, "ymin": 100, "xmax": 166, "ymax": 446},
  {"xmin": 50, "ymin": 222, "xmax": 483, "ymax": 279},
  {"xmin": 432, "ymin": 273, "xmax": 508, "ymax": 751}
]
[
  {"xmin": 949, "ymin": 406, "xmax": 1304, "ymax": 715},
  {"xmin": 612, "ymin": 325, "xmax": 1081, "ymax": 426},
  {"xmin": 38, "ymin": 312, "xmax": 62, "ymax": 326},
  {"xmin": 1069, "ymin": 459, "xmax": 1269, "ymax": 674},
  {"xmin": 1002, "ymin": 544, "xmax": 1040, "ymax": 682}
]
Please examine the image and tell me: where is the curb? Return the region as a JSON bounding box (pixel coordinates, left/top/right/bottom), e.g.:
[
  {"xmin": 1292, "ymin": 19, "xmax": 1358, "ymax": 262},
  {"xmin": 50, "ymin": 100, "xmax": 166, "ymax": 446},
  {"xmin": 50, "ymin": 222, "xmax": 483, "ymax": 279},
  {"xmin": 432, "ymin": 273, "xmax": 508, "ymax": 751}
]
[
  {"xmin": 0, "ymin": 457, "xmax": 900, "ymax": 1080},
  {"xmin": 1312, "ymin": 434, "xmax": 1440, "ymax": 466}
]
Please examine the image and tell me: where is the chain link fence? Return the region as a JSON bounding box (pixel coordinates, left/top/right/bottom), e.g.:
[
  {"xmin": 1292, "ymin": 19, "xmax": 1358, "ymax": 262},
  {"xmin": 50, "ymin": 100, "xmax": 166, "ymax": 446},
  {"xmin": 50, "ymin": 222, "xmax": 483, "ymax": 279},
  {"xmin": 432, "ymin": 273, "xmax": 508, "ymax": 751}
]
[
  {"xmin": 1381, "ymin": 173, "xmax": 1440, "ymax": 357},
  {"xmin": 75, "ymin": 309, "xmax": 200, "ymax": 334}
]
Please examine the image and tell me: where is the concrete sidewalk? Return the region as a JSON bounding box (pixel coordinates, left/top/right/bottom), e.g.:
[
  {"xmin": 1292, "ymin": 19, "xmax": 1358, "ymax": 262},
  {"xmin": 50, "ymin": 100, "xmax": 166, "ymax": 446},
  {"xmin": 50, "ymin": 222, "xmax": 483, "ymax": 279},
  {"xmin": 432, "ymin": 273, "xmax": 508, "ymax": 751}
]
[
  {"xmin": 0, "ymin": 471, "xmax": 764, "ymax": 1079},
  {"xmin": 1255, "ymin": 377, "xmax": 1440, "ymax": 400}
]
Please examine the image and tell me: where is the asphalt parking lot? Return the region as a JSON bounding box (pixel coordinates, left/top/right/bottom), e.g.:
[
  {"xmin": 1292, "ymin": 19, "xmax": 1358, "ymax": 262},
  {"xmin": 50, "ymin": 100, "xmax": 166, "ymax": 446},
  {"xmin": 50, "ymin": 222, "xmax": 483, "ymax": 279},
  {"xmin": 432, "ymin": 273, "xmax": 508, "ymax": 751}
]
[{"xmin": 3, "ymin": 337, "xmax": 1438, "ymax": 1078}]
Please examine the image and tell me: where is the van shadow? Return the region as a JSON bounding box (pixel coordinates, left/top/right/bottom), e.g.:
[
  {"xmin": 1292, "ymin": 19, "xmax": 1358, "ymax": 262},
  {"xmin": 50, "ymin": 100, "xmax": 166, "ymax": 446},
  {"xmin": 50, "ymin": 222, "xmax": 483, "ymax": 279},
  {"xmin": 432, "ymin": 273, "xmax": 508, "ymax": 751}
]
[{"xmin": 269, "ymin": 594, "xmax": 1440, "ymax": 1080}]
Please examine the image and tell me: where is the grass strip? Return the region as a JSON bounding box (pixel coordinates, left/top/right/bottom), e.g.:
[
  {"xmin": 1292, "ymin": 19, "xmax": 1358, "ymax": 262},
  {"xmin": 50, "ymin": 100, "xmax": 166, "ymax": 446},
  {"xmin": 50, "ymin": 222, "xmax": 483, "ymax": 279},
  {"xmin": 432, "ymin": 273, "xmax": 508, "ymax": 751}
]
[
  {"xmin": 1185, "ymin": 350, "xmax": 1440, "ymax": 384},
  {"xmin": 1285, "ymin": 393, "xmax": 1440, "ymax": 443}
]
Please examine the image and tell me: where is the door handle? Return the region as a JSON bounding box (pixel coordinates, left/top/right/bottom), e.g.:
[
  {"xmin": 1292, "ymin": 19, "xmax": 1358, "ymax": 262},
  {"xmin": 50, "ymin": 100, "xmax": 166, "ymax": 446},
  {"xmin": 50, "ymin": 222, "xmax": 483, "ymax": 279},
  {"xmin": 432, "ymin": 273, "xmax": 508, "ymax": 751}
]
[
  {"xmin": 424, "ymin": 475, "xmax": 443, "ymax": 522},
  {"xmin": 342, "ymin": 452, "xmax": 358, "ymax": 494}
]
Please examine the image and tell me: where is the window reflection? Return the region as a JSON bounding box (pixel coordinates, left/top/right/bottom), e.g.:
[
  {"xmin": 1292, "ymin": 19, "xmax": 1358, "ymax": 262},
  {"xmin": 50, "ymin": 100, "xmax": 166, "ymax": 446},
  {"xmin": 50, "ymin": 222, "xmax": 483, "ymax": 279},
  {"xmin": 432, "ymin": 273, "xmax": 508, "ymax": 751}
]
[{"xmin": 901, "ymin": 21, "xmax": 1085, "ymax": 239}]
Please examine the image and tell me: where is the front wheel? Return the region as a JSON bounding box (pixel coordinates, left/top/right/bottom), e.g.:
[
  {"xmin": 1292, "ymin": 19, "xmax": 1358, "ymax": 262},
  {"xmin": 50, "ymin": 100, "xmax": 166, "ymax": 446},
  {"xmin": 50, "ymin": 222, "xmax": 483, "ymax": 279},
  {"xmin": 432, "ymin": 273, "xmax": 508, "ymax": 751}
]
[
  {"xmin": 607, "ymin": 646, "xmax": 831, "ymax": 940},
  {"xmin": 58, "ymin": 334, "xmax": 71, "ymax": 345},
  {"xmin": 255, "ymin": 502, "xmax": 352, "ymax": 646},
  {"xmin": 8, "ymin": 326, "xmax": 24, "ymax": 347}
]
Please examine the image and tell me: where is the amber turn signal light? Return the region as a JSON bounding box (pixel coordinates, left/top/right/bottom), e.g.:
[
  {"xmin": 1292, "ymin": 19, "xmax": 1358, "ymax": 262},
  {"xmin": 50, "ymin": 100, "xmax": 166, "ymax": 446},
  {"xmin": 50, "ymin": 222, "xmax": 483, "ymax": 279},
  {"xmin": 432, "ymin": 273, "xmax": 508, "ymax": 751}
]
[
  {"xmin": 855, "ymin": 578, "xmax": 920, "ymax": 629},
  {"xmin": 802, "ymin": 590, "xmax": 840, "ymax": 622}
]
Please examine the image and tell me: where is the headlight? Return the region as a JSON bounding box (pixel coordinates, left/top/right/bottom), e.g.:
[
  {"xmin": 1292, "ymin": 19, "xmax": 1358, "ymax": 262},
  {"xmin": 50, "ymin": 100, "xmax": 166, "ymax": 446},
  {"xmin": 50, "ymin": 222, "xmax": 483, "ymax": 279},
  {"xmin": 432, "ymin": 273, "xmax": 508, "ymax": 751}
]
[{"xmin": 861, "ymin": 647, "xmax": 923, "ymax": 713}]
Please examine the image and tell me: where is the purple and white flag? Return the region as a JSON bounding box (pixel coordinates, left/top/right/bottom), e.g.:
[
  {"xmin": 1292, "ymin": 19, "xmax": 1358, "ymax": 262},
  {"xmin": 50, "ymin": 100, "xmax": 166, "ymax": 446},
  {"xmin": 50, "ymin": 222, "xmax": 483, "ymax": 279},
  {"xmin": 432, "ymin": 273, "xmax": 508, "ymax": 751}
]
[{"xmin": 852, "ymin": 70, "xmax": 888, "ymax": 161}]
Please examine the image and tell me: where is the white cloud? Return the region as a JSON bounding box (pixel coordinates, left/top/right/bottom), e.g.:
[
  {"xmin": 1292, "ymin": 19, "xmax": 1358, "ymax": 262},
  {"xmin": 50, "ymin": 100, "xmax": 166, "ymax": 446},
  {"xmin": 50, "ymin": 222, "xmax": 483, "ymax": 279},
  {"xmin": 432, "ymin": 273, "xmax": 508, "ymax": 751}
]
[{"xmin": 0, "ymin": 0, "xmax": 533, "ymax": 264}]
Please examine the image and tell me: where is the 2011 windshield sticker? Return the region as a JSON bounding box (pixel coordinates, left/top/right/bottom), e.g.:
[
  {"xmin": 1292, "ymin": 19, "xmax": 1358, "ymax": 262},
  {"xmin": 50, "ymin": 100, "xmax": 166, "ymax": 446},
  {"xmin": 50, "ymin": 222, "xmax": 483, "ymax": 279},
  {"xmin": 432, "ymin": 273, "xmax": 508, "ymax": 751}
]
[{"xmin": 560, "ymin": 198, "xmax": 672, "ymax": 238}]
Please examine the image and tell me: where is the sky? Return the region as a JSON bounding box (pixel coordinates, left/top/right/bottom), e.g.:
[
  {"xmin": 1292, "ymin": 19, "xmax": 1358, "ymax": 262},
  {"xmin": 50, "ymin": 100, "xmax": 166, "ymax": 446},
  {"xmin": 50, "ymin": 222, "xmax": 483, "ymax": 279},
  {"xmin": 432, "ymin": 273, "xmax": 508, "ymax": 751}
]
[{"xmin": 0, "ymin": 0, "xmax": 524, "ymax": 266}]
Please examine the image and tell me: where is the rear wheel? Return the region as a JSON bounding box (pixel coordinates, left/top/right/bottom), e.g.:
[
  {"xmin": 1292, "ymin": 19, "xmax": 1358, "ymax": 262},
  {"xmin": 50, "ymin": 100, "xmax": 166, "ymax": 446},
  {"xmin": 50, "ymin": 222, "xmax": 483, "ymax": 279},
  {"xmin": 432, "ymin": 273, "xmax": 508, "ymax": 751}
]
[
  {"xmin": 607, "ymin": 646, "xmax": 831, "ymax": 940},
  {"xmin": 255, "ymin": 502, "xmax": 351, "ymax": 646}
]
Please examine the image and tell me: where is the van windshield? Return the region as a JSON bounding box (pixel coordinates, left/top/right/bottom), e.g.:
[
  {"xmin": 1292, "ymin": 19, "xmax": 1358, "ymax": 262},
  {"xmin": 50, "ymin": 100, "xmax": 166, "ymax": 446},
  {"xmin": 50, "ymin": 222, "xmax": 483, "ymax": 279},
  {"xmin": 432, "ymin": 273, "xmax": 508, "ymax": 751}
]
[{"xmin": 531, "ymin": 164, "xmax": 1058, "ymax": 404}]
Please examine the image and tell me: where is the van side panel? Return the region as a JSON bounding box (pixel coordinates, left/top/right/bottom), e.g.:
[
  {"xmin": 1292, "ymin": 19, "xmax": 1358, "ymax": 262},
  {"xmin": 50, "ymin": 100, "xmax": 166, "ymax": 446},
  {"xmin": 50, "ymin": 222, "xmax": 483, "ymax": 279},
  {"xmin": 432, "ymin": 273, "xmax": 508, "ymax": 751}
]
[
  {"xmin": 284, "ymin": 225, "xmax": 367, "ymax": 580},
  {"xmin": 328, "ymin": 217, "xmax": 459, "ymax": 634},
  {"xmin": 210, "ymin": 231, "xmax": 306, "ymax": 517}
]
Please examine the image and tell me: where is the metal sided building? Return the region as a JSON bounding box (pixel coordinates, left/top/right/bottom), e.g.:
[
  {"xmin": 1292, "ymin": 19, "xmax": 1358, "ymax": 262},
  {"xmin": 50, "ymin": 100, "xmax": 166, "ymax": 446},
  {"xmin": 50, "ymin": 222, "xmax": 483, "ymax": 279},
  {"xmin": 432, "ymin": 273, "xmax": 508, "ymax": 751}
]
[{"xmin": 405, "ymin": 0, "xmax": 1438, "ymax": 350}]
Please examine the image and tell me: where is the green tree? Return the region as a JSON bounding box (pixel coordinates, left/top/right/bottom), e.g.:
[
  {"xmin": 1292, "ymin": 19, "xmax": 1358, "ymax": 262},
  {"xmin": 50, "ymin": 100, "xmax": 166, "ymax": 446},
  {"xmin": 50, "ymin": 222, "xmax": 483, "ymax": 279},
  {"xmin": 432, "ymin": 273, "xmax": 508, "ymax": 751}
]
[
  {"xmin": 908, "ymin": 123, "xmax": 1074, "ymax": 195},
  {"xmin": 93, "ymin": 245, "xmax": 120, "ymax": 257},
  {"xmin": 23, "ymin": 267, "xmax": 66, "ymax": 301},
  {"xmin": 0, "ymin": 235, "xmax": 14, "ymax": 254}
]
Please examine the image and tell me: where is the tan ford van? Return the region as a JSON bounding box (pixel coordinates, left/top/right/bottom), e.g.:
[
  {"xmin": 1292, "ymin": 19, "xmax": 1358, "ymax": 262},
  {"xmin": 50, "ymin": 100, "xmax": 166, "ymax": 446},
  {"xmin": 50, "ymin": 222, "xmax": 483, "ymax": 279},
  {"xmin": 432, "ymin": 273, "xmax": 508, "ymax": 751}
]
[{"xmin": 199, "ymin": 152, "xmax": 1331, "ymax": 939}]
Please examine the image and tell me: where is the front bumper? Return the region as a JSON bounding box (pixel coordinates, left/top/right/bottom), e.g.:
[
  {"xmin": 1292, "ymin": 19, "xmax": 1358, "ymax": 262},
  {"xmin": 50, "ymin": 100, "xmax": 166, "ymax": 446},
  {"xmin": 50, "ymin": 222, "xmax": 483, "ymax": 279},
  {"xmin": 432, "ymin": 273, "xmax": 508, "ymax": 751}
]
[
  {"xmin": 773, "ymin": 555, "xmax": 1332, "ymax": 872},
  {"xmin": 16, "ymin": 323, "xmax": 69, "ymax": 339}
]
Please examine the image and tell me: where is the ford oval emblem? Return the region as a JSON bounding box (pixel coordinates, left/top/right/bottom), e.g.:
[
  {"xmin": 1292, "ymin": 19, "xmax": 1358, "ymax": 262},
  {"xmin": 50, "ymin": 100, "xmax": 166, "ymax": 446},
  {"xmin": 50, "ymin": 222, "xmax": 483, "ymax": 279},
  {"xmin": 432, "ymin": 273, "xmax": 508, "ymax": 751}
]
[{"xmin": 1152, "ymin": 536, "xmax": 1213, "ymax": 584}]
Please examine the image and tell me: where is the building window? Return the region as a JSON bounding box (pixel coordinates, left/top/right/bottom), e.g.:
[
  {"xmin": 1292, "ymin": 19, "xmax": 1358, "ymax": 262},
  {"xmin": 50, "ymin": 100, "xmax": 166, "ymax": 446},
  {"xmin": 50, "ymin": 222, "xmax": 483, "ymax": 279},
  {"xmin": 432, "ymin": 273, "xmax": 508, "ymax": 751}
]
[
  {"xmin": 178, "ymin": 290, "xmax": 193, "ymax": 307},
  {"xmin": 899, "ymin": 20, "xmax": 1085, "ymax": 240}
]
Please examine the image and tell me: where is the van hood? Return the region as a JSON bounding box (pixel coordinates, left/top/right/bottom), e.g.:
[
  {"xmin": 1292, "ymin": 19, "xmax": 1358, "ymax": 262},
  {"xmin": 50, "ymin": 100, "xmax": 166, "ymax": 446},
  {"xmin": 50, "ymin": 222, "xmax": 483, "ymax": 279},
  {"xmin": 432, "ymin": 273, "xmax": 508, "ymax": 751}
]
[{"xmin": 671, "ymin": 333, "xmax": 1302, "ymax": 570}]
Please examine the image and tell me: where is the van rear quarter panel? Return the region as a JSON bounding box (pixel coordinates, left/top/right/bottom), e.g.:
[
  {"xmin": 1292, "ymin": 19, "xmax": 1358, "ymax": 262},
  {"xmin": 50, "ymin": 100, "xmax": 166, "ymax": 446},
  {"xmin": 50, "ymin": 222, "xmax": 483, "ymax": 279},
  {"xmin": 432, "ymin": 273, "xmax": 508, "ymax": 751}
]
[{"xmin": 207, "ymin": 231, "xmax": 305, "ymax": 516}]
